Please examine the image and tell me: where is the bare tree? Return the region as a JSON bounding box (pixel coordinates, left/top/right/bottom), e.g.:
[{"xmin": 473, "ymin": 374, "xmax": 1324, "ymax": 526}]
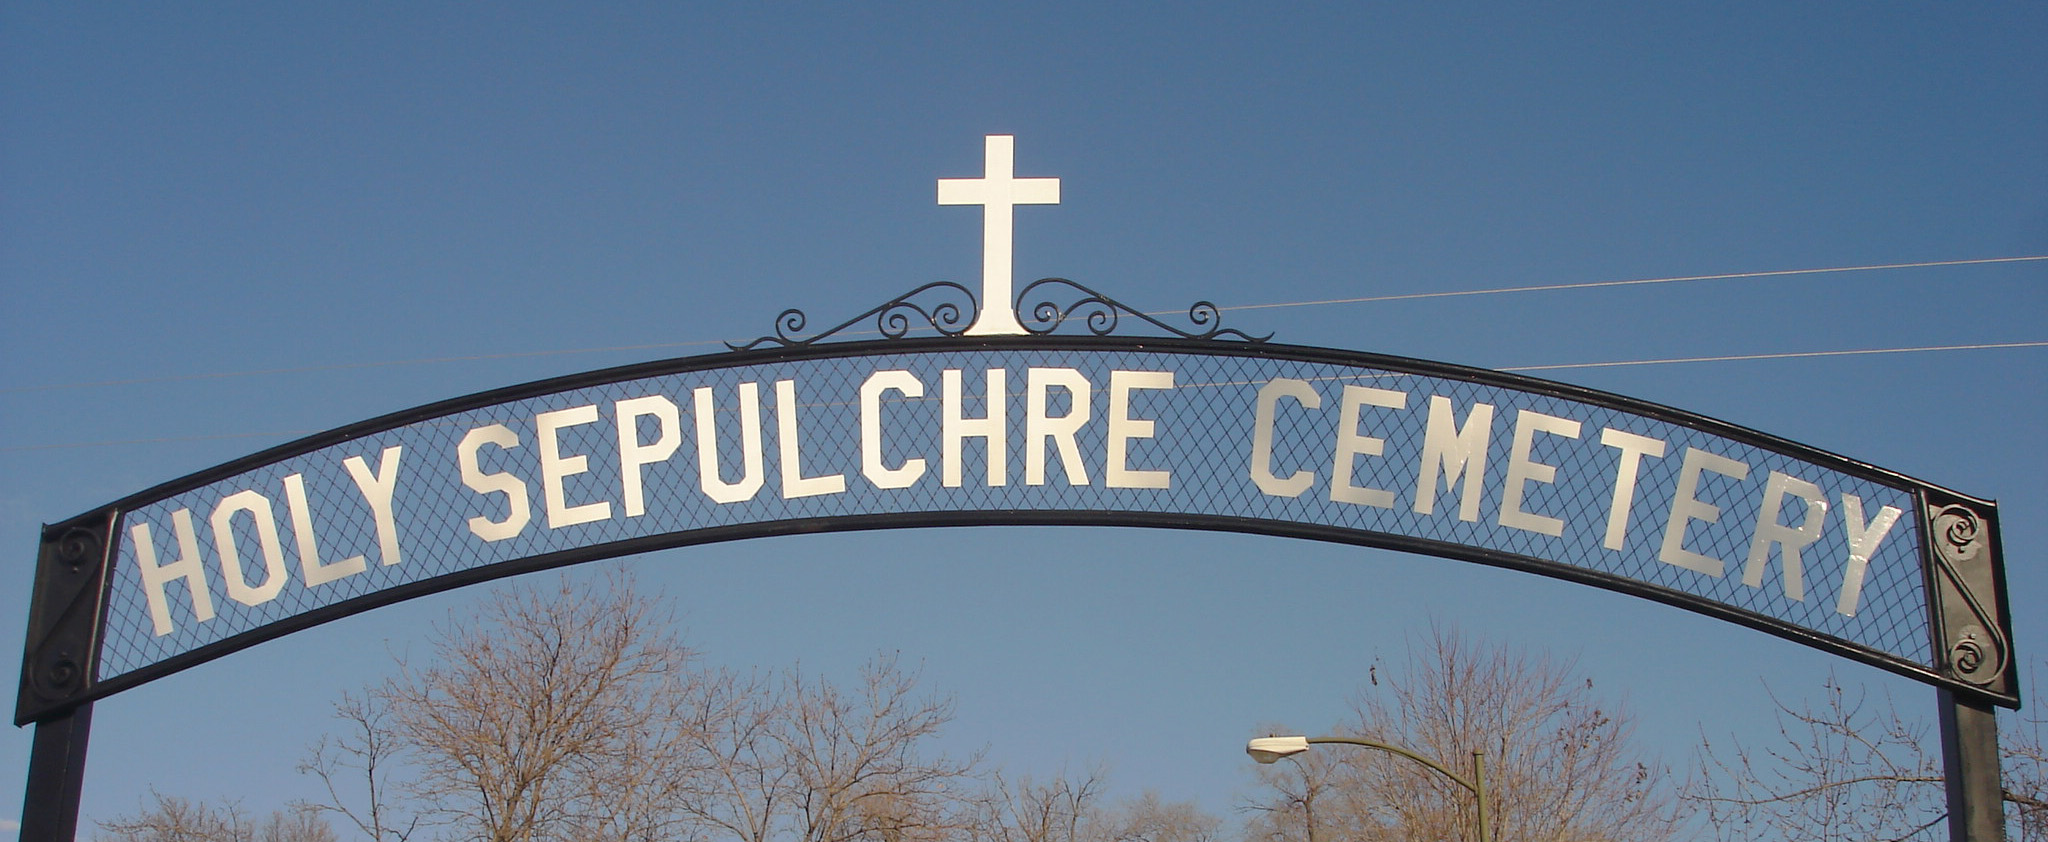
[
  {"xmin": 370, "ymin": 568, "xmax": 700, "ymax": 842},
  {"xmin": 1243, "ymin": 742, "xmax": 1344, "ymax": 842},
  {"xmin": 98, "ymin": 794, "xmax": 333, "ymax": 842},
  {"xmin": 1243, "ymin": 625, "xmax": 1679, "ymax": 842},
  {"xmin": 972, "ymin": 769, "xmax": 1112, "ymax": 842},
  {"xmin": 256, "ymin": 807, "xmax": 340, "ymax": 842},
  {"xmin": 671, "ymin": 654, "xmax": 981, "ymax": 842},
  {"xmin": 2011, "ymin": 692, "xmax": 2048, "ymax": 841},
  {"xmin": 971, "ymin": 768, "xmax": 1219, "ymax": 842},
  {"xmin": 1099, "ymin": 791, "xmax": 1222, "ymax": 842},
  {"xmin": 1684, "ymin": 667, "xmax": 2048, "ymax": 842},
  {"xmin": 298, "ymin": 692, "xmax": 420, "ymax": 842}
]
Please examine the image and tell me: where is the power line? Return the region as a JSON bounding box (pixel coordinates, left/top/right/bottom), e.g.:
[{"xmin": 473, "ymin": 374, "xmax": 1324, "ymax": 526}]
[
  {"xmin": 0, "ymin": 339, "xmax": 733, "ymax": 395},
  {"xmin": 1498, "ymin": 340, "xmax": 2048, "ymax": 373},
  {"xmin": 3, "ymin": 338, "xmax": 2040, "ymax": 454},
  {"xmin": 1214, "ymin": 256, "xmax": 2048, "ymax": 313},
  {"xmin": 2, "ymin": 256, "xmax": 2041, "ymax": 396}
]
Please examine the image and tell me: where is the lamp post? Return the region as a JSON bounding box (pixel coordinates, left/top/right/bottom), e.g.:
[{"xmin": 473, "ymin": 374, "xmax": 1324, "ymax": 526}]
[{"xmin": 1246, "ymin": 735, "xmax": 1490, "ymax": 842}]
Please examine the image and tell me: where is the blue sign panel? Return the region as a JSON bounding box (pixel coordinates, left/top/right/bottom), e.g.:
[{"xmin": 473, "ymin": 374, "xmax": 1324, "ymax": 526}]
[{"xmin": 50, "ymin": 336, "xmax": 2000, "ymax": 715}]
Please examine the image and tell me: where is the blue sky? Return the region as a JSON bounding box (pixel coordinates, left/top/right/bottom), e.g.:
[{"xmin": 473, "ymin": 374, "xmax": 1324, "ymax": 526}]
[{"xmin": 2, "ymin": 2, "xmax": 2043, "ymax": 834}]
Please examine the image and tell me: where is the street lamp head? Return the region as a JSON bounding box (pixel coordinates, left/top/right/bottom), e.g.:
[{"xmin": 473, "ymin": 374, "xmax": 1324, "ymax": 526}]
[{"xmin": 1246, "ymin": 736, "xmax": 1311, "ymax": 764}]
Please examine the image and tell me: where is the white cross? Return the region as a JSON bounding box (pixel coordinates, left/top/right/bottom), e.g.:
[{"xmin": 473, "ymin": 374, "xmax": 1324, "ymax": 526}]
[{"xmin": 938, "ymin": 135, "xmax": 1060, "ymax": 335}]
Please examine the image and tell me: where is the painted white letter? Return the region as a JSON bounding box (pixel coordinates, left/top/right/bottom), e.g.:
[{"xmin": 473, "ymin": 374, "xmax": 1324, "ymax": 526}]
[
  {"xmin": 1598, "ymin": 428, "xmax": 1668, "ymax": 550},
  {"xmin": 1499, "ymin": 409, "xmax": 1582, "ymax": 536},
  {"xmin": 694, "ymin": 383, "xmax": 765, "ymax": 503},
  {"xmin": 211, "ymin": 489, "xmax": 289, "ymax": 607},
  {"xmin": 1835, "ymin": 494, "xmax": 1904, "ymax": 616},
  {"xmin": 1027, "ymin": 367, "xmax": 1092, "ymax": 486},
  {"xmin": 536, "ymin": 406, "xmax": 612, "ymax": 528},
  {"xmin": 459, "ymin": 424, "xmax": 531, "ymax": 542},
  {"xmin": 131, "ymin": 510, "xmax": 214, "ymax": 636},
  {"xmin": 777, "ymin": 379, "xmax": 846, "ymax": 498},
  {"xmin": 1108, "ymin": 370, "xmax": 1174, "ymax": 489},
  {"xmin": 861, "ymin": 370, "xmax": 928, "ymax": 489},
  {"xmin": 1741, "ymin": 471, "xmax": 1828, "ymax": 601},
  {"xmin": 1414, "ymin": 396, "xmax": 1493, "ymax": 521},
  {"xmin": 283, "ymin": 473, "xmax": 366, "ymax": 587},
  {"xmin": 1251, "ymin": 378, "xmax": 1320, "ymax": 498},
  {"xmin": 943, "ymin": 368, "xmax": 1009, "ymax": 487},
  {"xmin": 1331, "ymin": 385, "xmax": 1407, "ymax": 507},
  {"xmin": 616, "ymin": 395, "xmax": 682, "ymax": 517},
  {"xmin": 342, "ymin": 446, "xmax": 405, "ymax": 565},
  {"xmin": 1658, "ymin": 447, "xmax": 1751, "ymax": 576}
]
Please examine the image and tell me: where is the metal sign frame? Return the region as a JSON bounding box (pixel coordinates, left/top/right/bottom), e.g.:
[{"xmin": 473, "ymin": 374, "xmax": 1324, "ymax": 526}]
[{"xmin": 16, "ymin": 329, "xmax": 2019, "ymax": 724}]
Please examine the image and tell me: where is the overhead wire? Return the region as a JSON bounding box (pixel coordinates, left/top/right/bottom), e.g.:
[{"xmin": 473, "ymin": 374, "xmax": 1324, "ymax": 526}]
[
  {"xmin": 3, "ymin": 255, "xmax": 2040, "ymax": 396},
  {"xmin": 5, "ymin": 339, "xmax": 2042, "ymax": 454},
  {"xmin": 1210, "ymin": 255, "xmax": 2046, "ymax": 313},
  {"xmin": 2, "ymin": 256, "xmax": 2042, "ymax": 452},
  {"xmin": 1498, "ymin": 340, "xmax": 2048, "ymax": 373}
]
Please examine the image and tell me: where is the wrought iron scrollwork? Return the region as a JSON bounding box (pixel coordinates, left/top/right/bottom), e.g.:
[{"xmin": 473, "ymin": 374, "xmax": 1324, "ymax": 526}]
[
  {"xmin": 1928, "ymin": 503, "xmax": 2010, "ymax": 687},
  {"xmin": 727, "ymin": 282, "xmax": 978, "ymax": 351},
  {"xmin": 729, "ymin": 278, "xmax": 1270, "ymax": 349},
  {"xmin": 20, "ymin": 515, "xmax": 112, "ymax": 722},
  {"xmin": 1018, "ymin": 278, "xmax": 1272, "ymax": 342}
]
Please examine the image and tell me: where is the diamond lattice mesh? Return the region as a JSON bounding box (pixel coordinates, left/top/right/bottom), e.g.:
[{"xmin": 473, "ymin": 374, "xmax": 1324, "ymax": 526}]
[{"xmin": 99, "ymin": 347, "xmax": 1931, "ymax": 681}]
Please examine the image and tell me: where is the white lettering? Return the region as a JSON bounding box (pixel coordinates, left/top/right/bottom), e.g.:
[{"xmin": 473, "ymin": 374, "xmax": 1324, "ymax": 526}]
[
  {"xmin": 777, "ymin": 379, "xmax": 846, "ymax": 498},
  {"xmin": 459, "ymin": 424, "xmax": 531, "ymax": 542},
  {"xmin": 131, "ymin": 510, "xmax": 214, "ymax": 636},
  {"xmin": 342, "ymin": 446, "xmax": 405, "ymax": 565},
  {"xmin": 1659, "ymin": 447, "xmax": 1751, "ymax": 576},
  {"xmin": 943, "ymin": 368, "xmax": 1008, "ymax": 487},
  {"xmin": 537, "ymin": 406, "xmax": 612, "ymax": 528},
  {"xmin": 1597, "ymin": 428, "xmax": 1667, "ymax": 550},
  {"xmin": 1251, "ymin": 378, "xmax": 1319, "ymax": 498},
  {"xmin": 1107, "ymin": 370, "xmax": 1173, "ymax": 489},
  {"xmin": 694, "ymin": 383, "xmax": 766, "ymax": 504},
  {"xmin": 1835, "ymin": 494, "xmax": 1904, "ymax": 616},
  {"xmin": 861, "ymin": 370, "xmax": 927, "ymax": 489},
  {"xmin": 1331, "ymin": 385, "xmax": 1406, "ymax": 507},
  {"xmin": 1499, "ymin": 410, "xmax": 1582, "ymax": 536},
  {"xmin": 616, "ymin": 395, "xmax": 682, "ymax": 517},
  {"xmin": 210, "ymin": 489, "xmax": 288, "ymax": 607},
  {"xmin": 1742, "ymin": 471, "xmax": 1829, "ymax": 600},
  {"xmin": 1026, "ymin": 367, "xmax": 1092, "ymax": 486},
  {"xmin": 1414, "ymin": 396, "xmax": 1493, "ymax": 522},
  {"xmin": 283, "ymin": 473, "xmax": 366, "ymax": 587}
]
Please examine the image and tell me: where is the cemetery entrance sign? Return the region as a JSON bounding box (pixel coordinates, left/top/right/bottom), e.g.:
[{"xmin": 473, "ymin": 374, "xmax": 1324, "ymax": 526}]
[{"xmin": 16, "ymin": 137, "xmax": 2019, "ymax": 841}]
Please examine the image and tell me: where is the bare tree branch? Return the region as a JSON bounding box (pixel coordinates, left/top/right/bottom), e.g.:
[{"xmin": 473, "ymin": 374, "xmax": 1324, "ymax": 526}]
[
  {"xmin": 1243, "ymin": 624, "xmax": 1680, "ymax": 842},
  {"xmin": 1684, "ymin": 665, "xmax": 2048, "ymax": 842}
]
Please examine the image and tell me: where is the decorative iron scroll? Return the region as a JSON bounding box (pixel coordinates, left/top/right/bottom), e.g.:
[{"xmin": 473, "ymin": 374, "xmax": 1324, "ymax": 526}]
[
  {"xmin": 19, "ymin": 514, "xmax": 111, "ymax": 716},
  {"xmin": 728, "ymin": 281, "xmax": 978, "ymax": 351},
  {"xmin": 728, "ymin": 279, "xmax": 1271, "ymax": 350},
  {"xmin": 1928, "ymin": 501, "xmax": 2011, "ymax": 688},
  {"xmin": 1019, "ymin": 278, "xmax": 1272, "ymax": 342}
]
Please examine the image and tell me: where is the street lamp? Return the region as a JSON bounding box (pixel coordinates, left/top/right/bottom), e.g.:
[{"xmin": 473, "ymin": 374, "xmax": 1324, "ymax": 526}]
[{"xmin": 1246, "ymin": 735, "xmax": 1491, "ymax": 842}]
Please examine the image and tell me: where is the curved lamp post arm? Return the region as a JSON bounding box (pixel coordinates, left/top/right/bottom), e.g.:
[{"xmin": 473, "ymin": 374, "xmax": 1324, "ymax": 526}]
[
  {"xmin": 1246, "ymin": 735, "xmax": 1490, "ymax": 842},
  {"xmin": 1306, "ymin": 737, "xmax": 1481, "ymax": 794}
]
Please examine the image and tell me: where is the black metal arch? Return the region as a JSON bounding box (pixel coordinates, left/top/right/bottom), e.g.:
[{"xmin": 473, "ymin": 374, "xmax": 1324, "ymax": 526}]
[
  {"xmin": 11, "ymin": 332, "xmax": 2021, "ymax": 842},
  {"xmin": 19, "ymin": 334, "xmax": 2015, "ymax": 725}
]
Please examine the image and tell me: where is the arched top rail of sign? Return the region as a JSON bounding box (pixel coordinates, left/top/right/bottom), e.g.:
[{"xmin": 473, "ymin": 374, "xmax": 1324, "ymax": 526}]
[
  {"xmin": 18, "ymin": 329, "xmax": 2017, "ymax": 723},
  {"xmin": 16, "ymin": 136, "xmax": 2018, "ymax": 733}
]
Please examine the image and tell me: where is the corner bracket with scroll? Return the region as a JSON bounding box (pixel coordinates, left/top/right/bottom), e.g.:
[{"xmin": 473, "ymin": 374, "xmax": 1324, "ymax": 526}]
[
  {"xmin": 15, "ymin": 511, "xmax": 114, "ymax": 726},
  {"xmin": 1922, "ymin": 491, "xmax": 2016, "ymax": 702}
]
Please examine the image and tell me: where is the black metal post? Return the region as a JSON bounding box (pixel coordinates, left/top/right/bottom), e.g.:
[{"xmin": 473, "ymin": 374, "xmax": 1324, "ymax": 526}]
[
  {"xmin": 1940, "ymin": 689, "xmax": 2004, "ymax": 842},
  {"xmin": 20, "ymin": 702, "xmax": 92, "ymax": 842}
]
